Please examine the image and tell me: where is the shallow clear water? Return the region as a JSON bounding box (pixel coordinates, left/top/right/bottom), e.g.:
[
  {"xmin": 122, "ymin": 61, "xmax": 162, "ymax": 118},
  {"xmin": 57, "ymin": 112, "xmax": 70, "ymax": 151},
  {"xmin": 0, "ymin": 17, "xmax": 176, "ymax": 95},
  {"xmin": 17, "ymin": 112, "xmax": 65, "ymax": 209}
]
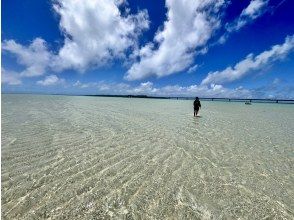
[{"xmin": 2, "ymin": 94, "xmax": 294, "ymax": 219}]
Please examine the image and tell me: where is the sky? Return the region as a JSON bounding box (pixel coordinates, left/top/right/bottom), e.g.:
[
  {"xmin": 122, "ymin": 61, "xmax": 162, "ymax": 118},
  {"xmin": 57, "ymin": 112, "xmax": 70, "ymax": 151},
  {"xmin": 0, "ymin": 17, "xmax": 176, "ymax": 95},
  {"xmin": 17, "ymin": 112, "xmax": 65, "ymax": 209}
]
[{"xmin": 2, "ymin": 0, "xmax": 294, "ymax": 98}]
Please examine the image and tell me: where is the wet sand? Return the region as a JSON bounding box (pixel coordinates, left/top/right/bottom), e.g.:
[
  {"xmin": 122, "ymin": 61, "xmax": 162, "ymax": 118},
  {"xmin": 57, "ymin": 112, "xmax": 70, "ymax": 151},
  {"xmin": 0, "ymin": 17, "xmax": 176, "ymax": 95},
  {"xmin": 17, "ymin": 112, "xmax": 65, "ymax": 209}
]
[{"xmin": 2, "ymin": 94, "xmax": 294, "ymax": 219}]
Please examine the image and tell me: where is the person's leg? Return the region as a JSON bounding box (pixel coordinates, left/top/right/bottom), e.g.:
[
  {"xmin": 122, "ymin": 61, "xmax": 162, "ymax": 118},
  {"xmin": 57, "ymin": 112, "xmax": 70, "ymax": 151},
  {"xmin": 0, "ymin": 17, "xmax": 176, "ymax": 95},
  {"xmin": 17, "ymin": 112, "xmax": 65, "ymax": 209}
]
[{"xmin": 195, "ymin": 108, "xmax": 199, "ymax": 116}]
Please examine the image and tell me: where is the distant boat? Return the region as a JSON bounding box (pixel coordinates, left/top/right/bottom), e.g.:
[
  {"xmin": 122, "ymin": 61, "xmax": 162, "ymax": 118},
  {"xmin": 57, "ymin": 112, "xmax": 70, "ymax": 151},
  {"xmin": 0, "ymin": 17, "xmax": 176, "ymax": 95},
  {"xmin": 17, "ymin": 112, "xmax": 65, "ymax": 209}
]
[{"xmin": 245, "ymin": 101, "xmax": 252, "ymax": 105}]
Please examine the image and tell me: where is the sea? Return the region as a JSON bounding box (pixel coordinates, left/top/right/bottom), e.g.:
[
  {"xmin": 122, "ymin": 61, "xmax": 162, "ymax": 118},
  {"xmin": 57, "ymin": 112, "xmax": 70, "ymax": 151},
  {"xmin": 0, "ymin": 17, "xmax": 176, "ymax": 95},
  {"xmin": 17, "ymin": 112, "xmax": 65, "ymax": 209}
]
[{"xmin": 2, "ymin": 94, "xmax": 294, "ymax": 219}]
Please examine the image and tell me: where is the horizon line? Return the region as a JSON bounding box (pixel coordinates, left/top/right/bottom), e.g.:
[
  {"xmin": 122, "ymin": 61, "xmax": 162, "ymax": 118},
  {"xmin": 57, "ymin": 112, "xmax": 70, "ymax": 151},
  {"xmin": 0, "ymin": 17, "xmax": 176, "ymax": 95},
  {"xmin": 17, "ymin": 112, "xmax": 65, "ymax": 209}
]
[{"xmin": 2, "ymin": 92, "xmax": 294, "ymax": 103}]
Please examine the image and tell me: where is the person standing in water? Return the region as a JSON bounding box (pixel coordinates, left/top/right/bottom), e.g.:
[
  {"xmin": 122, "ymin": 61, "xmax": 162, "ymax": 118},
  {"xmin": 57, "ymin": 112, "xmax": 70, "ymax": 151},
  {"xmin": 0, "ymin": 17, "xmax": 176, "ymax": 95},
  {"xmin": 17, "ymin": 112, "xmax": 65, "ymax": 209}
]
[{"xmin": 193, "ymin": 97, "xmax": 201, "ymax": 117}]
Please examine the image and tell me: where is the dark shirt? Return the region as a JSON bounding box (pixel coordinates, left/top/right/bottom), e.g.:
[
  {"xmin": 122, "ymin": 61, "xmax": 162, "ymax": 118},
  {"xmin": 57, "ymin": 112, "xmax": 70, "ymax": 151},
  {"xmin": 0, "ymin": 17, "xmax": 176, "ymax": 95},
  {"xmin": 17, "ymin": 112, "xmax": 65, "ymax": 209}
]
[{"xmin": 194, "ymin": 100, "xmax": 201, "ymax": 109}]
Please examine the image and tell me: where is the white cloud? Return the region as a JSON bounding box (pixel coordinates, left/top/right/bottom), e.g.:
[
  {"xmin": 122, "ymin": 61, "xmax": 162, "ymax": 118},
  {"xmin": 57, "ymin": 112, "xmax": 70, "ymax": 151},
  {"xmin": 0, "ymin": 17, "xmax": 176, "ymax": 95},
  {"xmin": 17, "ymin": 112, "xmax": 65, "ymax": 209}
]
[
  {"xmin": 51, "ymin": 0, "xmax": 149, "ymax": 71},
  {"xmin": 37, "ymin": 75, "xmax": 65, "ymax": 86},
  {"xmin": 227, "ymin": 0, "xmax": 268, "ymax": 32},
  {"xmin": 71, "ymin": 80, "xmax": 253, "ymax": 98},
  {"xmin": 187, "ymin": 64, "xmax": 199, "ymax": 73},
  {"xmin": 202, "ymin": 35, "xmax": 294, "ymax": 85},
  {"xmin": 132, "ymin": 81, "xmax": 158, "ymax": 94},
  {"xmin": 73, "ymin": 80, "xmax": 82, "ymax": 87},
  {"xmin": 3, "ymin": 0, "xmax": 149, "ymax": 76},
  {"xmin": 2, "ymin": 38, "xmax": 51, "ymax": 77},
  {"xmin": 71, "ymin": 79, "xmax": 294, "ymax": 99},
  {"xmin": 216, "ymin": 0, "xmax": 269, "ymax": 44},
  {"xmin": 73, "ymin": 80, "xmax": 131, "ymax": 92},
  {"xmin": 249, "ymin": 78, "xmax": 294, "ymax": 99},
  {"xmin": 241, "ymin": 0, "xmax": 268, "ymax": 18},
  {"xmin": 155, "ymin": 83, "xmax": 252, "ymax": 98},
  {"xmin": 73, "ymin": 80, "xmax": 97, "ymax": 88},
  {"xmin": 1, "ymin": 68, "xmax": 22, "ymax": 85},
  {"xmin": 125, "ymin": 0, "xmax": 226, "ymax": 81}
]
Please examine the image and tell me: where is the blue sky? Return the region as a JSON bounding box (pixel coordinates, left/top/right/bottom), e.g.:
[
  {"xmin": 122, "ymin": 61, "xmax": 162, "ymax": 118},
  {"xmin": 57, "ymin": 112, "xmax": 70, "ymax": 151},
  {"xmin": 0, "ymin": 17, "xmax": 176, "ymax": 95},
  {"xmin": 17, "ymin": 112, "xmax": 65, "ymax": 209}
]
[{"xmin": 2, "ymin": 0, "xmax": 294, "ymax": 98}]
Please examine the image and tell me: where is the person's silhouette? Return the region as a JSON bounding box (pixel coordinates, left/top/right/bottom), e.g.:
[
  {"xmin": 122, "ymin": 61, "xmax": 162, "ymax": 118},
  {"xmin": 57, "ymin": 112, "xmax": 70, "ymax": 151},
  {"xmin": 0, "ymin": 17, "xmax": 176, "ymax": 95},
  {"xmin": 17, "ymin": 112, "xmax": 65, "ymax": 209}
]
[{"xmin": 193, "ymin": 97, "xmax": 201, "ymax": 117}]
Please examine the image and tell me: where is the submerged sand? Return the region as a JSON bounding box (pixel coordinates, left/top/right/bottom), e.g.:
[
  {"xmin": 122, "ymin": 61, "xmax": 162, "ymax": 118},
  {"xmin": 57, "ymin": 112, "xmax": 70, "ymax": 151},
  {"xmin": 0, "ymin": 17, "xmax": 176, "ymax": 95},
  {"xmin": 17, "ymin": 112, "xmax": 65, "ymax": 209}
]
[{"xmin": 2, "ymin": 94, "xmax": 294, "ymax": 219}]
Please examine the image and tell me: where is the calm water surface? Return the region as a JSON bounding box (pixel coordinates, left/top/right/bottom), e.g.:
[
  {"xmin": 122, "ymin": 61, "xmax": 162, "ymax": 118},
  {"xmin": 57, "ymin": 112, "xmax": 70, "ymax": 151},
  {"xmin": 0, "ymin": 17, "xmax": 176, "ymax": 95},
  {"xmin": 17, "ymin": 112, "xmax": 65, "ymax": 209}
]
[{"xmin": 2, "ymin": 94, "xmax": 294, "ymax": 219}]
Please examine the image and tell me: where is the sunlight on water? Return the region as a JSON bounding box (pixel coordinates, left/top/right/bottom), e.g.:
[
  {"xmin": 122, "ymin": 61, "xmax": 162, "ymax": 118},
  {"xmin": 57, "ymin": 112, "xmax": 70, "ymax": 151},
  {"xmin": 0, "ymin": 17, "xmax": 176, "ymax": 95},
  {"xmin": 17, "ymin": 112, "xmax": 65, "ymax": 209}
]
[{"xmin": 2, "ymin": 94, "xmax": 294, "ymax": 219}]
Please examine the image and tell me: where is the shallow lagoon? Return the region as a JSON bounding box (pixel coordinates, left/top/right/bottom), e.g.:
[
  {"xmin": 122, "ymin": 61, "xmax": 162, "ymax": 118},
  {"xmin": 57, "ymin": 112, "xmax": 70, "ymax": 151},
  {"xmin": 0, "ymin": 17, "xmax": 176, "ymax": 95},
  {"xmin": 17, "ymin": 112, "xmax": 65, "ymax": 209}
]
[{"xmin": 2, "ymin": 94, "xmax": 294, "ymax": 219}]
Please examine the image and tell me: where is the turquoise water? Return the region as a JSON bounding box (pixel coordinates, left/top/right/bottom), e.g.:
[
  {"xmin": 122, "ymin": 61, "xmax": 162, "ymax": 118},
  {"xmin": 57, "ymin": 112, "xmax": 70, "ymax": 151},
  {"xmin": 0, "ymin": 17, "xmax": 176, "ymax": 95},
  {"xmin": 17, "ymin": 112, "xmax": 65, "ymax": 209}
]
[{"xmin": 2, "ymin": 94, "xmax": 294, "ymax": 219}]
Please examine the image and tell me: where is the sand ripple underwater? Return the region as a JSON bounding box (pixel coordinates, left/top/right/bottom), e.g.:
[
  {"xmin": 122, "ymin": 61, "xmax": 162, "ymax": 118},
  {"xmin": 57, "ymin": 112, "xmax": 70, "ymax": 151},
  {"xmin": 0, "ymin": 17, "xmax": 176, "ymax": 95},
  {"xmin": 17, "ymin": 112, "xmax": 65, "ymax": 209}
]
[{"xmin": 2, "ymin": 94, "xmax": 294, "ymax": 219}]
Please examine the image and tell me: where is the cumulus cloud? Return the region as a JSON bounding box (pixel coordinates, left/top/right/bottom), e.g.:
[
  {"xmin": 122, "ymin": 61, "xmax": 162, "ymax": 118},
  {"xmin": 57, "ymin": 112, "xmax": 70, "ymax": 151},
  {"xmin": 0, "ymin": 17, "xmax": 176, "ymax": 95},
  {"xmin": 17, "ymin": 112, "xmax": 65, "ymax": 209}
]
[
  {"xmin": 71, "ymin": 78, "xmax": 294, "ymax": 99},
  {"xmin": 125, "ymin": 0, "xmax": 226, "ymax": 81},
  {"xmin": 202, "ymin": 35, "xmax": 294, "ymax": 85},
  {"xmin": 37, "ymin": 75, "xmax": 65, "ymax": 86},
  {"xmin": 227, "ymin": 0, "xmax": 268, "ymax": 32},
  {"xmin": 3, "ymin": 0, "xmax": 149, "ymax": 76},
  {"xmin": 1, "ymin": 68, "xmax": 22, "ymax": 85},
  {"xmin": 51, "ymin": 0, "xmax": 149, "ymax": 71},
  {"xmin": 73, "ymin": 80, "xmax": 130, "ymax": 92},
  {"xmin": 73, "ymin": 80, "xmax": 97, "ymax": 88},
  {"xmin": 157, "ymin": 84, "xmax": 252, "ymax": 98},
  {"xmin": 2, "ymin": 0, "xmax": 290, "ymax": 89},
  {"xmin": 132, "ymin": 81, "xmax": 158, "ymax": 94},
  {"xmin": 250, "ymin": 78, "xmax": 294, "ymax": 99},
  {"xmin": 2, "ymin": 38, "xmax": 51, "ymax": 77},
  {"xmin": 71, "ymin": 80, "xmax": 253, "ymax": 98}
]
